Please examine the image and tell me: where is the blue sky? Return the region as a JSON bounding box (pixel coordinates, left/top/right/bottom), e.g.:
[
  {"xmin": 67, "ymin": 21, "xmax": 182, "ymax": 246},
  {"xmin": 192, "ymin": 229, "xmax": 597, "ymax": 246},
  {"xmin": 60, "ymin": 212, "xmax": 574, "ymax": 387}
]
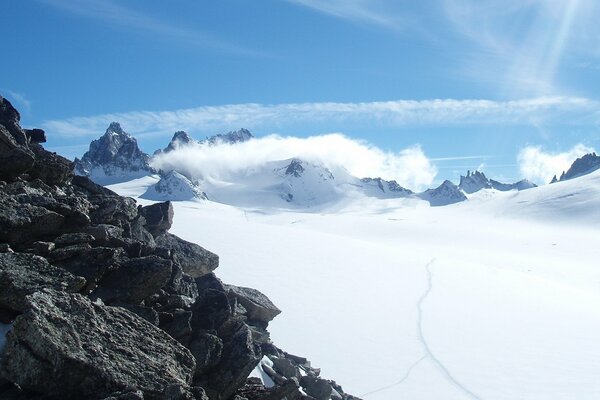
[{"xmin": 1, "ymin": 0, "xmax": 599, "ymax": 186}]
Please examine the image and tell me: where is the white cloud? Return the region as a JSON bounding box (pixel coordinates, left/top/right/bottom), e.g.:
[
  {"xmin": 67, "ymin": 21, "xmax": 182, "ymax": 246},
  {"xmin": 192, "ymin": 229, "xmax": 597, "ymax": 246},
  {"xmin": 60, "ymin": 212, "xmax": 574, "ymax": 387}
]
[
  {"xmin": 42, "ymin": 96, "xmax": 599, "ymax": 138},
  {"xmin": 40, "ymin": 0, "xmax": 257, "ymax": 56},
  {"xmin": 151, "ymin": 133, "xmax": 437, "ymax": 192},
  {"xmin": 517, "ymin": 143, "xmax": 596, "ymax": 184}
]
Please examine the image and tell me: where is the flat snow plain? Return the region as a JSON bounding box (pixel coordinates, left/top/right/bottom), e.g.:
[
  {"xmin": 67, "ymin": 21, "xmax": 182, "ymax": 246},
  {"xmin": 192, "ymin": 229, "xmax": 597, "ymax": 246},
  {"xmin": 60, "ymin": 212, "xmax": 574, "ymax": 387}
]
[{"xmin": 109, "ymin": 170, "xmax": 600, "ymax": 400}]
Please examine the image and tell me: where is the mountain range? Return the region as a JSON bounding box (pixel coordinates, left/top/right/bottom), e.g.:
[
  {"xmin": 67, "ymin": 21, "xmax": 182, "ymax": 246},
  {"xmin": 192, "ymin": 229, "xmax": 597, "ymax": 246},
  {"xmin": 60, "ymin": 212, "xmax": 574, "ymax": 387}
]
[{"xmin": 74, "ymin": 122, "xmax": 600, "ymax": 209}]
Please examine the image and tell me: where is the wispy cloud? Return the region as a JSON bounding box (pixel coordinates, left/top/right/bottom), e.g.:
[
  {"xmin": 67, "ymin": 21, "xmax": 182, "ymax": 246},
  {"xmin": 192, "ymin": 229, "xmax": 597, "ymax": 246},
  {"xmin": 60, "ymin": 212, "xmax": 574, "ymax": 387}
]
[
  {"xmin": 517, "ymin": 143, "xmax": 596, "ymax": 184},
  {"xmin": 442, "ymin": 0, "xmax": 600, "ymax": 96},
  {"xmin": 42, "ymin": 96, "xmax": 600, "ymax": 138},
  {"xmin": 1, "ymin": 89, "xmax": 31, "ymax": 113},
  {"xmin": 39, "ymin": 0, "xmax": 258, "ymax": 56},
  {"xmin": 287, "ymin": 0, "xmax": 408, "ymax": 31}
]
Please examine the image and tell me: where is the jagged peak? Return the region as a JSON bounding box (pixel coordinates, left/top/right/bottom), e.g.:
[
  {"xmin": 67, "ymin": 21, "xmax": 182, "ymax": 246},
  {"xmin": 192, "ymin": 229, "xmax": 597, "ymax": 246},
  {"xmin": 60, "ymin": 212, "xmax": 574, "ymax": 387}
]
[
  {"xmin": 105, "ymin": 122, "xmax": 126, "ymax": 136},
  {"xmin": 207, "ymin": 128, "xmax": 254, "ymax": 145}
]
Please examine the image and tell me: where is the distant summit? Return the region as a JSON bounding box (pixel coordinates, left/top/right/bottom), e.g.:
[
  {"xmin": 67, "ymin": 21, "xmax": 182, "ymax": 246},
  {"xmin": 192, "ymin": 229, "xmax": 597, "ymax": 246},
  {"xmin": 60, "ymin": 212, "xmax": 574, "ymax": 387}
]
[
  {"xmin": 154, "ymin": 131, "xmax": 197, "ymax": 155},
  {"xmin": 74, "ymin": 122, "xmax": 154, "ymax": 184},
  {"xmin": 551, "ymin": 152, "xmax": 600, "ymax": 183},
  {"xmin": 458, "ymin": 170, "xmax": 493, "ymax": 194},
  {"xmin": 419, "ymin": 180, "xmax": 467, "ymax": 206},
  {"xmin": 360, "ymin": 177, "xmax": 413, "ymax": 198},
  {"xmin": 206, "ymin": 128, "xmax": 253, "ymax": 145},
  {"xmin": 459, "ymin": 170, "xmax": 537, "ymax": 193}
]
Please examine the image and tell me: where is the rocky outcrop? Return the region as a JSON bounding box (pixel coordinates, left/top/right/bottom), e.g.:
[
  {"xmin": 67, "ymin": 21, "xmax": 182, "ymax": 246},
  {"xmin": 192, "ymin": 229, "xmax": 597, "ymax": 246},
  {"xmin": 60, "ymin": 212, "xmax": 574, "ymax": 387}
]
[
  {"xmin": 0, "ymin": 98, "xmax": 358, "ymax": 399},
  {"xmin": 459, "ymin": 170, "xmax": 537, "ymax": 193},
  {"xmin": 1, "ymin": 290, "xmax": 196, "ymax": 400},
  {"xmin": 74, "ymin": 122, "xmax": 154, "ymax": 184}
]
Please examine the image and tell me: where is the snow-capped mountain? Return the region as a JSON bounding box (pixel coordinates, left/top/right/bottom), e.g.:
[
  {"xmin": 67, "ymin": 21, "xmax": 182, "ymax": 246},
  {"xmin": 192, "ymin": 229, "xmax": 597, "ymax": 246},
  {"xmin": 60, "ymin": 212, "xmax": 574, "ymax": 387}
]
[
  {"xmin": 141, "ymin": 170, "xmax": 206, "ymax": 201},
  {"xmin": 459, "ymin": 170, "xmax": 537, "ymax": 193},
  {"xmin": 207, "ymin": 128, "xmax": 253, "ymax": 145},
  {"xmin": 155, "ymin": 131, "xmax": 197, "ymax": 155},
  {"xmin": 359, "ymin": 177, "xmax": 413, "ymax": 198},
  {"xmin": 551, "ymin": 152, "xmax": 600, "ymax": 183},
  {"xmin": 74, "ymin": 122, "xmax": 154, "ymax": 184},
  {"xmin": 418, "ymin": 180, "xmax": 467, "ymax": 206}
]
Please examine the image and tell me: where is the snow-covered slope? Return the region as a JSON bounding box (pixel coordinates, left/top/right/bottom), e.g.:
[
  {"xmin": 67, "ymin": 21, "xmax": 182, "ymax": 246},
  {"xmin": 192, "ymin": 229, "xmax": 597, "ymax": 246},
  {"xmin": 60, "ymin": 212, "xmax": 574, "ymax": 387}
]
[
  {"xmin": 108, "ymin": 169, "xmax": 600, "ymax": 400},
  {"xmin": 141, "ymin": 170, "xmax": 206, "ymax": 201},
  {"xmin": 74, "ymin": 122, "xmax": 153, "ymax": 184}
]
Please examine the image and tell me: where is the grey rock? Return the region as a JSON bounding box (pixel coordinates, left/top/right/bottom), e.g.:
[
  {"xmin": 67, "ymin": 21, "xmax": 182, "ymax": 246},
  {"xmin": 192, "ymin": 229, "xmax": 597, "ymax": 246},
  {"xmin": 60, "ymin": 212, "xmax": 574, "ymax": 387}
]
[
  {"xmin": 204, "ymin": 322, "xmax": 261, "ymax": 400},
  {"xmin": 225, "ymin": 285, "xmax": 281, "ymax": 324},
  {"xmin": 159, "ymin": 310, "xmax": 193, "ymax": 340},
  {"xmin": 27, "ymin": 143, "xmax": 73, "ymax": 186},
  {"xmin": 0, "ymin": 97, "xmax": 28, "ymax": 146},
  {"xmin": 139, "ymin": 202, "xmax": 174, "ymax": 238},
  {"xmin": 0, "ymin": 290, "xmax": 196, "ymax": 399},
  {"xmin": 195, "ymin": 273, "xmax": 226, "ymax": 293},
  {"xmin": 156, "ymin": 233, "xmax": 218, "ymax": 278},
  {"xmin": 0, "ymin": 145, "xmax": 35, "ymax": 181},
  {"xmin": 54, "ymin": 232, "xmax": 95, "ymax": 247},
  {"xmin": 101, "ymin": 390, "xmax": 145, "ymax": 400},
  {"xmin": 299, "ymin": 376, "xmax": 334, "ymax": 400},
  {"xmin": 191, "ymin": 289, "xmax": 232, "ymax": 331},
  {"xmin": 50, "ymin": 246, "xmax": 121, "ymax": 292},
  {"xmin": 271, "ymin": 356, "xmax": 300, "ymax": 380},
  {"xmin": 91, "ymin": 256, "xmax": 173, "ymax": 305},
  {"xmin": 0, "ymin": 253, "xmax": 86, "ymax": 312},
  {"xmin": 188, "ymin": 331, "xmax": 223, "ymax": 378},
  {"xmin": 31, "ymin": 241, "xmax": 55, "ymax": 256}
]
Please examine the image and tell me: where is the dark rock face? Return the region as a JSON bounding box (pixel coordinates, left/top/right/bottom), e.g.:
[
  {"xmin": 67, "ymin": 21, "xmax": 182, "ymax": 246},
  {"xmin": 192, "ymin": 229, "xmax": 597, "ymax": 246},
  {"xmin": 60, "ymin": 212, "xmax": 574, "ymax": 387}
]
[
  {"xmin": 0, "ymin": 253, "xmax": 86, "ymax": 312},
  {"xmin": 0, "ymin": 99, "xmax": 357, "ymax": 400},
  {"xmin": 0, "ymin": 290, "xmax": 196, "ymax": 399},
  {"xmin": 158, "ymin": 131, "xmax": 197, "ymax": 154},
  {"xmin": 91, "ymin": 256, "xmax": 173, "ymax": 305},
  {"xmin": 285, "ymin": 159, "xmax": 305, "ymax": 178}
]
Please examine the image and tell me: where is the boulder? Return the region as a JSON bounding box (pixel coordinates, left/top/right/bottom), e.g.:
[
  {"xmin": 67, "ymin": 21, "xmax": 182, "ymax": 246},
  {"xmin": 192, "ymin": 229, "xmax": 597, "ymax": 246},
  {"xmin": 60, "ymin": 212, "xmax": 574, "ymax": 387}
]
[
  {"xmin": 0, "ymin": 253, "xmax": 86, "ymax": 312},
  {"xmin": 91, "ymin": 256, "xmax": 173, "ymax": 305},
  {"xmin": 156, "ymin": 233, "xmax": 218, "ymax": 278},
  {"xmin": 49, "ymin": 246, "xmax": 121, "ymax": 292},
  {"xmin": 191, "ymin": 289, "xmax": 232, "ymax": 331},
  {"xmin": 0, "ymin": 290, "xmax": 196, "ymax": 399},
  {"xmin": 203, "ymin": 322, "xmax": 262, "ymax": 400},
  {"xmin": 225, "ymin": 285, "xmax": 281, "ymax": 324},
  {"xmin": 139, "ymin": 202, "xmax": 174, "ymax": 237},
  {"xmin": 299, "ymin": 376, "xmax": 334, "ymax": 400},
  {"xmin": 0, "ymin": 198, "xmax": 65, "ymax": 246},
  {"xmin": 23, "ymin": 128, "xmax": 46, "ymax": 144}
]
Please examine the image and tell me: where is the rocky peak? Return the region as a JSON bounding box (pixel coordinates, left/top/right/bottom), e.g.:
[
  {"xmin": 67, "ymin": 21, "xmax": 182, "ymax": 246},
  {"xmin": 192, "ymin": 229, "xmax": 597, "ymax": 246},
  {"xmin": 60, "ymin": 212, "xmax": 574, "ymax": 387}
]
[
  {"xmin": 558, "ymin": 152, "xmax": 600, "ymax": 182},
  {"xmin": 207, "ymin": 128, "xmax": 253, "ymax": 145},
  {"xmin": 159, "ymin": 131, "xmax": 197, "ymax": 154},
  {"xmin": 360, "ymin": 177, "xmax": 413, "ymax": 197},
  {"xmin": 74, "ymin": 122, "xmax": 154, "ymax": 184},
  {"xmin": 419, "ymin": 180, "xmax": 467, "ymax": 206},
  {"xmin": 142, "ymin": 170, "xmax": 207, "ymax": 201},
  {"xmin": 458, "ymin": 170, "xmax": 492, "ymax": 194}
]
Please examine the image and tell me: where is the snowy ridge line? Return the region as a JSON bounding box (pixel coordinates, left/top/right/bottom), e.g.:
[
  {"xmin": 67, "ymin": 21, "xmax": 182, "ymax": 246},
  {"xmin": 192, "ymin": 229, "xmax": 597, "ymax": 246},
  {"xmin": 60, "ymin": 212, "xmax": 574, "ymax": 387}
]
[
  {"xmin": 418, "ymin": 259, "xmax": 483, "ymax": 400},
  {"xmin": 359, "ymin": 355, "xmax": 426, "ymax": 397}
]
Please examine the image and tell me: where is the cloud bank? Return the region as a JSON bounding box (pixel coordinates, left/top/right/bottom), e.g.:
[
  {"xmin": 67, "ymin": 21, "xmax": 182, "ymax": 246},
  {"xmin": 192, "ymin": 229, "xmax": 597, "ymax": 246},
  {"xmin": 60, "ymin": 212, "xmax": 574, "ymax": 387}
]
[
  {"xmin": 517, "ymin": 144, "xmax": 596, "ymax": 184},
  {"xmin": 42, "ymin": 96, "xmax": 598, "ymax": 138},
  {"xmin": 151, "ymin": 133, "xmax": 437, "ymax": 192}
]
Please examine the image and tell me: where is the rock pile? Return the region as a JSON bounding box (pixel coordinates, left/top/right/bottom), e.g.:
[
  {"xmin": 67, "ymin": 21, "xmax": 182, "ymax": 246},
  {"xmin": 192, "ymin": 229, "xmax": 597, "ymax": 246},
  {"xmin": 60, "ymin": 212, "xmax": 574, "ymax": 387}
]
[{"xmin": 0, "ymin": 95, "xmax": 359, "ymax": 400}]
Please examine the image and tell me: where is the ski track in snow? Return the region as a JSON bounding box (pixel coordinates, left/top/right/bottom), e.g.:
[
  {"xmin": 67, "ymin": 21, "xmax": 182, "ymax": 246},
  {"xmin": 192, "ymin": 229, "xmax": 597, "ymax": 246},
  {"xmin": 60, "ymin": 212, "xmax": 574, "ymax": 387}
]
[
  {"xmin": 417, "ymin": 260, "xmax": 483, "ymax": 400},
  {"xmin": 360, "ymin": 355, "xmax": 426, "ymax": 397}
]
